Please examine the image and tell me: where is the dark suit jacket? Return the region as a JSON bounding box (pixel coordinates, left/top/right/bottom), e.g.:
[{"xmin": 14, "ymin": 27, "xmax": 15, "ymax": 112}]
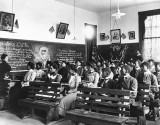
[{"xmin": 0, "ymin": 61, "xmax": 11, "ymax": 79}]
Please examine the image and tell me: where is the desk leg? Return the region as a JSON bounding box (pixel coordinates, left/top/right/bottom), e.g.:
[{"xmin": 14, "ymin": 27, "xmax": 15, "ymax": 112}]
[
  {"xmin": 31, "ymin": 108, "xmax": 35, "ymax": 116},
  {"xmin": 137, "ymin": 116, "xmax": 146, "ymax": 125}
]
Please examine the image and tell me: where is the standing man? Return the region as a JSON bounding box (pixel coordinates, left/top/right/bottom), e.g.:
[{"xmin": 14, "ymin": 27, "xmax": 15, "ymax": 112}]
[
  {"xmin": 0, "ymin": 54, "xmax": 11, "ymax": 80},
  {"xmin": 0, "ymin": 54, "xmax": 11, "ymax": 110}
]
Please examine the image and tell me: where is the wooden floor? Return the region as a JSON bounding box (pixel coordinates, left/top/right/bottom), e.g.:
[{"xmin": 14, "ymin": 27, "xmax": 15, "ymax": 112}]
[{"xmin": 0, "ymin": 110, "xmax": 159, "ymax": 125}]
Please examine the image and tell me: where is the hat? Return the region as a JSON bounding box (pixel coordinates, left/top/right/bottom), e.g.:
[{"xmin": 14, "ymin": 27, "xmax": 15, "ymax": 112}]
[{"xmin": 1, "ymin": 54, "xmax": 8, "ymax": 60}]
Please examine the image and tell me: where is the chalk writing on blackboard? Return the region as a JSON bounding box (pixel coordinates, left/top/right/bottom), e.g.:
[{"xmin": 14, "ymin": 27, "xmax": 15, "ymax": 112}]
[
  {"xmin": 0, "ymin": 41, "xmax": 33, "ymax": 70},
  {"xmin": 0, "ymin": 38, "xmax": 85, "ymax": 70},
  {"xmin": 56, "ymin": 49, "xmax": 83, "ymax": 64}
]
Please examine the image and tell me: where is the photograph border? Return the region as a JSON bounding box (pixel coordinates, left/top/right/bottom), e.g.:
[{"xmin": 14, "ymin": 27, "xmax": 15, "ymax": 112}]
[
  {"xmin": 128, "ymin": 31, "xmax": 135, "ymax": 40},
  {"xmin": 56, "ymin": 22, "xmax": 69, "ymax": 39},
  {"xmin": 100, "ymin": 33, "xmax": 105, "ymax": 41},
  {"xmin": 110, "ymin": 29, "xmax": 121, "ymax": 44},
  {"xmin": 0, "ymin": 11, "xmax": 15, "ymax": 32}
]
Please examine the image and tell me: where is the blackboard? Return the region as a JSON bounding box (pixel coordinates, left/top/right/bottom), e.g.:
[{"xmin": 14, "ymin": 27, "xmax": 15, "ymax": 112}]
[
  {"xmin": 0, "ymin": 38, "xmax": 85, "ymax": 71},
  {"xmin": 98, "ymin": 43, "xmax": 139, "ymax": 62}
]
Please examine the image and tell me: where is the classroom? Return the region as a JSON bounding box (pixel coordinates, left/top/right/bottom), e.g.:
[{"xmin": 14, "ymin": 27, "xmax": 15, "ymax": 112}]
[{"xmin": 0, "ymin": 0, "xmax": 160, "ymax": 125}]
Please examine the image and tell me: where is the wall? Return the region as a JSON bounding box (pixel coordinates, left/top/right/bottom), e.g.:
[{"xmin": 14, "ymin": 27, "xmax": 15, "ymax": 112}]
[
  {"xmin": 98, "ymin": 1, "xmax": 160, "ymax": 45},
  {"xmin": 0, "ymin": 0, "xmax": 98, "ymax": 44}
]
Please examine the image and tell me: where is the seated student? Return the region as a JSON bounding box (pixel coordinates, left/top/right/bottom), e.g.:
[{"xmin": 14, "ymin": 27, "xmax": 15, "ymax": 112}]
[
  {"xmin": 0, "ymin": 54, "xmax": 11, "ymax": 80},
  {"xmin": 95, "ymin": 61, "xmax": 102, "ymax": 78},
  {"xmin": 75, "ymin": 60, "xmax": 84, "ymax": 77},
  {"xmin": 137, "ymin": 62, "xmax": 158, "ymax": 89},
  {"xmin": 83, "ymin": 61, "xmax": 99, "ymax": 88},
  {"xmin": 34, "ymin": 62, "xmax": 45, "ymax": 80},
  {"xmin": 58, "ymin": 64, "xmax": 81, "ymax": 118},
  {"xmin": 44, "ymin": 61, "xmax": 53, "ymax": 73},
  {"xmin": 58, "ymin": 61, "xmax": 69, "ymax": 83},
  {"xmin": 135, "ymin": 50, "xmax": 143, "ymax": 62},
  {"xmin": 45, "ymin": 63, "xmax": 62, "ymax": 83},
  {"xmin": 9, "ymin": 62, "xmax": 36, "ymax": 112},
  {"xmin": 154, "ymin": 62, "xmax": 160, "ymax": 85},
  {"xmin": 117, "ymin": 65, "xmax": 142, "ymax": 117},
  {"xmin": 98, "ymin": 67, "xmax": 117, "ymax": 89},
  {"xmin": 148, "ymin": 59, "xmax": 156, "ymax": 74},
  {"xmin": 118, "ymin": 65, "xmax": 138, "ymax": 98},
  {"xmin": 130, "ymin": 59, "xmax": 142, "ymax": 79},
  {"xmin": 137, "ymin": 62, "xmax": 159, "ymax": 119}
]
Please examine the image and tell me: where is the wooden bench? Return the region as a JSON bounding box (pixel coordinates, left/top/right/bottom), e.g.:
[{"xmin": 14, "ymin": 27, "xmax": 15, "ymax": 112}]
[
  {"xmin": 18, "ymin": 80, "xmax": 61, "ymax": 123},
  {"xmin": 66, "ymin": 87, "xmax": 133, "ymax": 125}
]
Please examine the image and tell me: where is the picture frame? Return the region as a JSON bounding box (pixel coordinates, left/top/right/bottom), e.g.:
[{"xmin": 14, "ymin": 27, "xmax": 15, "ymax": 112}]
[
  {"xmin": 0, "ymin": 11, "xmax": 15, "ymax": 32},
  {"xmin": 128, "ymin": 31, "xmax": 135, "ymax": 40},
  {"xmin": 110, "ymin": 29, "xmax": 121, "ymax": 44},
  {"xmin": 56, "ymin": 22, "xmax": 69, "ymax": 39},
  {"xmin": 100, "ymin": 33, "xmax": 105, "ymax": 41}
]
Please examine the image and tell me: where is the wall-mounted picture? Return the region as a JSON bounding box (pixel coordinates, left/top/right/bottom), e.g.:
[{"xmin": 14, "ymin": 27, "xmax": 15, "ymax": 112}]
[
  {"xmin": 121, "ymin": 33, "xmax": 126, "ymax": 39},
  {"xmin": 110, "ymin": 29, "xmax": 121, "ymax": 44},
  {"xmin": 100, "ymin": 33, "xmax": 105, "ymax": 41},
  {"xmin": 56, "ymin": 22, "xmax": 69, "ymax": 39},
  {"xmin": 0, "ymin": 11, "xmax": 15, "ymax": 32},
  {"xmin": 128, "ymin": 31, "xmax": 135, "ymax": 40}
]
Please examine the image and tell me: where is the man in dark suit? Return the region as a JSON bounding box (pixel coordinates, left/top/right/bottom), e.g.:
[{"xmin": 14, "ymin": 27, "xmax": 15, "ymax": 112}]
[{"xmin": 0, "ymin": 54, "xmax": 11, "ymax": 80}]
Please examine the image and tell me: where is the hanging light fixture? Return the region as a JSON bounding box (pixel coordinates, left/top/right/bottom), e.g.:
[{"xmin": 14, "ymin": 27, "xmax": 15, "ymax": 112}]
[
  {"xmin": 73, "ymin": 0, "xmax": 76, "ymax": 40},
  {"xmin": 112, "ymin": 0, "xmax": 125, "ymax": 19}
]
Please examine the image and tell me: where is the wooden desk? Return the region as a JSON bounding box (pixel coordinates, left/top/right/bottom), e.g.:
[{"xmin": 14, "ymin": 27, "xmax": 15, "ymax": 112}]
[
  {"xmin": 66, "ymin": 88, "xmax": 132, "ymax": 125},
  {"xmin": 10, "ymin": 70, "xmax": 28, "ymax": 80}
]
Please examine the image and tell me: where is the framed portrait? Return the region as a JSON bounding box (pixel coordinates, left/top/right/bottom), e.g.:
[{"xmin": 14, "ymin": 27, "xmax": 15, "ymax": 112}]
[
  {"xmin": 0, "ymin": 11, "xmax": 15, "ymax": 32},
  {"xmin": 56, "ymin": 22, "xmax": 69, "ymax": 39},
  {"xmin": 110, "ymin": 29, "xmax": 121, "ymax": 44},
  {"xmin": 128, "ymin": 31, "xmax": 135, "ymax": 40},
  {"xmin": 100, "ymin": 33, "xmax": 105, "ymax": 41}
]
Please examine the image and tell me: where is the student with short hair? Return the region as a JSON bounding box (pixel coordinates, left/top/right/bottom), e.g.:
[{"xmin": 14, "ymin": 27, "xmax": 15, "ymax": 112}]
[
  {"xmin": 98, "ymin": 67, "xmax": 117, "ymax": 89},
  {"xmin": 118, "ymin": 65, "xmax": 138, "ymax": 96},
  {"xmin": 130, "ymin": 59, "xmax": 142, "ymax": 79},
  {"xmin": 117, "ymin": 65, "xmax": 140, "ymax": 117},
  {"xmin": 137, "ymin": 61, "xmax": 159, "ymax": 120}
]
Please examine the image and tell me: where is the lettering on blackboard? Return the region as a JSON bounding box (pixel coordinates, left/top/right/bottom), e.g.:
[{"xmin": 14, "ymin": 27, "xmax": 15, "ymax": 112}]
[
  {"xmin": 0, "ymin": 39, "xmax": 85, "ymax": 70},
  {"xmin": 56, "ymin": 49, "xmax": 83, "ymax": 64}
]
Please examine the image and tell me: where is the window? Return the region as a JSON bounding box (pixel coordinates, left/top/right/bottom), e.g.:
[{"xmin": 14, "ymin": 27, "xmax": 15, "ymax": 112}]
[{"xmin": 143, "ymin": 14, "xmax": 160, "ymax": 61}]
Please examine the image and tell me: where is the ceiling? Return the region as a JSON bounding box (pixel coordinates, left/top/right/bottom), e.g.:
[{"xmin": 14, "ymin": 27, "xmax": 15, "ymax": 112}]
[{"xmin": 55, "ymin": 0, "xmax": 160, "ymax": 13}]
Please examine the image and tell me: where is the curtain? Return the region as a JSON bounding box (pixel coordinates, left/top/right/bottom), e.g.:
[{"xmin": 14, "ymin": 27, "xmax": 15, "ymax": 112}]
[
  {"xmin": 139, "ymin": 9, "xmax": 160, "ymax": 60},
  {"xmin": 143, "ymin": 15, "xmax": 160, "ymax": 61}
]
